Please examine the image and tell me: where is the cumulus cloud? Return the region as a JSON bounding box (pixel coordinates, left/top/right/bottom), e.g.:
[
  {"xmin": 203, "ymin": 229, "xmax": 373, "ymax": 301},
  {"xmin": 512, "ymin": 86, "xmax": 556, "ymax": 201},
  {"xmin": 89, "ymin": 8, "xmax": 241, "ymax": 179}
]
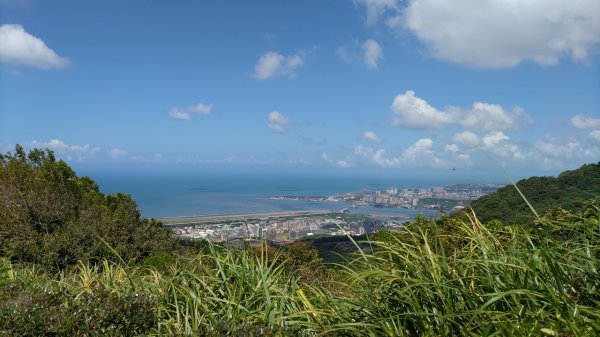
[
  {"xmin": 355, "ymin": 138, "xmax": 442, "ymax": 167},
  {"xmin": 355, "ymin": 0, "xmax": 600, "ymax": 68},
  {"xmin": 444, "ymin": 144, "xmax": 459, "ymax": 153},
  {"xmin": 452, "ymin": 131, "xmax": 480, "ymax": 147},
  {"xmin": 107, "ymin": 148, "xmax": 127, "ymax": 158},
  {"xmin": 362, "ymin": 39, "xmax": 383, "ymax": 69},
  {"xmin": 353, "ymin": 0, "xmax": 399, "ymax": 26},
  {"xmin": 321, "ymin": 152, "xmax": 350, "ymax": 167},
  {"xmin": 532, "ymin": 137, "xmax": 595, "ymax": 170},
  {"xmin": 481, "ymin": 131, "xmax": 509, "ymax": 147},
  {"xmin": 391, "ymin": 90, "xmax": 454, "ymax": 129},
  {"xmin": 253, "ymin": 51, "xmax": 304, "ymax": 80},
  {"xmin": 354, "ymin": 145, "xmax": 400, "ymax": 167},
  {"xmin": 461, "ymin": 103, "xmax": 531, "ymax": 131},
  {"xmin": 589, "ymin": 130, "xmax": 600, "ymax": 143},
  {"xmin": 189, "ymin": 103, "xmax": 212, "ymax": 115},
  {"xmin": 28, "ymin": 139, "xmax": 99, "ymax": 162},
  {"xmin": 570, "ymin": 114, "xmax": 600, "ymax": 129},
  {"xmin": 362, "ymin": 130, "xmax": 380, "ymax": 142},
  {"xmin": 268, "ymin": 111, "xmax": 289, "ymax": 133},
  {"xmin": 480, "ymin": 131, "xmax": 526, "ymax": 159},
  {"xmin": 401, "ymin": 138, "xmax": 441, "ymax": 166},
  {"xmin": 401, "ymin": 0, "xmax": 600, "ymax": 68},
  {"xmin": 169, "ymin": 108, "xmax": 192, "ymax": 121},
  {"xmin": 0, "ymin": 24, "xmax": 69, "ymax": 69},
  {"xmin": 169, "ymin": 102, "xmax": 213, "ymax": 121},
  {"xmin": 391, "ymin": 90, "xmax": 531, "ymax": 131}
]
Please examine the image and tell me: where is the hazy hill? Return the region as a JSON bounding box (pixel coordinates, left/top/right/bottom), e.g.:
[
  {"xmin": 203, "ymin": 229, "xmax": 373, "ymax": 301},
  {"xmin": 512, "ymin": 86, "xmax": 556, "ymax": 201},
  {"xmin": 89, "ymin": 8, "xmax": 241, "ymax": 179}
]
[{"xmin": 468, "ymin": 162, "xmax": 600, "ymax": 224}]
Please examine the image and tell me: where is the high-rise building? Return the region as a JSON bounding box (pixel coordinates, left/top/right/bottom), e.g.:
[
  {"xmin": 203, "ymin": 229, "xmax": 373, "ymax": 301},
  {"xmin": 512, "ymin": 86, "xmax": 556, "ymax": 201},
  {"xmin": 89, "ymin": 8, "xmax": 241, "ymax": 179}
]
[
  {"xmin": 386, "ymin": 186, "xmax": 398, "ymax": 195},
  {"xmin": 267, "ymin": 228, "xmax": 277, "ymax": 241}
]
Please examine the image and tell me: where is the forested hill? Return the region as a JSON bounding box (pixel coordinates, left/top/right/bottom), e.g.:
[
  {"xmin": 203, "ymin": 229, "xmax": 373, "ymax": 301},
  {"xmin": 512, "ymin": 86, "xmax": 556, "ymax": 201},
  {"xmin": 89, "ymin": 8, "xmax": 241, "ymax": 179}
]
[{"xmin": 468, "ymin": 162, "xmax": 600, "ymax": 225}]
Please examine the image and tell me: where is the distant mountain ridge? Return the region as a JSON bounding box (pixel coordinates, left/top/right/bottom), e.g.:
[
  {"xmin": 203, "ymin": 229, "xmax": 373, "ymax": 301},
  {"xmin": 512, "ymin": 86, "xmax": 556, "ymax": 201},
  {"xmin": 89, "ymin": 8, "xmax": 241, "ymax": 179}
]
[{"xmin": 468, "ymin": 162, "xmax": 600, "ymax": 225}]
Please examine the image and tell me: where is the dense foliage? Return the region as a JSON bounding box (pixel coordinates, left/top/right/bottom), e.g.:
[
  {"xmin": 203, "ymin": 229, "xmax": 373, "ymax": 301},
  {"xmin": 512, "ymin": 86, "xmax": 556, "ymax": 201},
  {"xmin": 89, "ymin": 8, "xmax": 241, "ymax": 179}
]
[
  {"xmin": 469, "ymin": 162, "xmax": 600, "ymax": 224},
  {"xmin": 0, "ymin": 145, "xmax": 176, "ymax": 270},
  {"xmin": 1, "ymin": 147, "xmax": 599, "ymax": 336}
]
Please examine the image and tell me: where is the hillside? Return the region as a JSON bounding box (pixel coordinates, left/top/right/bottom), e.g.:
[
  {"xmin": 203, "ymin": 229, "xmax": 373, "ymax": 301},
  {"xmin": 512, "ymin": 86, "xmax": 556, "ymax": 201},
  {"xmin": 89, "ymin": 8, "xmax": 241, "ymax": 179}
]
[
  {"xmin": 2, "ymin": 147, "xmax": 600, "ymax": 336},
  {"xmin": 469, "ymin": 162, "xmax": 600, "ymax": 224},
  {"xmin": 0, "ymin": 145, "xmax": 176, "ymax": 270}
]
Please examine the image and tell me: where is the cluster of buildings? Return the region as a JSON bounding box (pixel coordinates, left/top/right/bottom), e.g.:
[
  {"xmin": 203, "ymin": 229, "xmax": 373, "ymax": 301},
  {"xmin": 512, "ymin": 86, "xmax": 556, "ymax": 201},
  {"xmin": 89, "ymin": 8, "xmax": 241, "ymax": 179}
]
[
  {"xmin": 170, "ymin": 214, "xmax": 399, "ymax": 242},
  {"xmin": 168, "ymin": 183, "xmax": 501, "ymax": 242},
  {"xmin": 346, "ymin": 184, "xmax": 497, "ymax": 209}
]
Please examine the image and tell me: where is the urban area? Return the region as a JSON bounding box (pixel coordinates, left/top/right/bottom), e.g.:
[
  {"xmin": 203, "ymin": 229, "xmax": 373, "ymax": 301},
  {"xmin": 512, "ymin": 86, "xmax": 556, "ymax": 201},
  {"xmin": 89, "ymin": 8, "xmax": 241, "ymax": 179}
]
[{"xmin": 165, "ymin": 183, "xmax": 502, "ymax": 242}]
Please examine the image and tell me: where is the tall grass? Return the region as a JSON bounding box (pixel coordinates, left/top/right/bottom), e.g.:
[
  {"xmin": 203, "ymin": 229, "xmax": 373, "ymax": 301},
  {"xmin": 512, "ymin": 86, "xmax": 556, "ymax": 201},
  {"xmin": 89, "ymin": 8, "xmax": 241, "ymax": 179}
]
[
  {"xmin": 329, "ymin": 209, "xmax": 600, "ymax": 336},
  {"xmin": 1, "ymin": 203, "xmax": 599, "ymax": 336}
]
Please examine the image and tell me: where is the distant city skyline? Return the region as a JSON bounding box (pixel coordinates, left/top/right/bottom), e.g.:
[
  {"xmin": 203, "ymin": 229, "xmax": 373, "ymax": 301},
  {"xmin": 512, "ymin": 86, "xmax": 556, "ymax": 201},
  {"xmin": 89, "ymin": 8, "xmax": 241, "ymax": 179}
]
[{"xmin": 1, "ymin": 0, "xmax": 599, "ymax": 179}]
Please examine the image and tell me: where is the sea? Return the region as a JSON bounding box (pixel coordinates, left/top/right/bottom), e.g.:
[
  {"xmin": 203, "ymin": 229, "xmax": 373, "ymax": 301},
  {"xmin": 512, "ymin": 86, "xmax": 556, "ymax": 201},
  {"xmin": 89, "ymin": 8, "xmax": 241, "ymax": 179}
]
[{"xmin": 87, "ymin": 171, "xmax": 461, "ymax": 219}]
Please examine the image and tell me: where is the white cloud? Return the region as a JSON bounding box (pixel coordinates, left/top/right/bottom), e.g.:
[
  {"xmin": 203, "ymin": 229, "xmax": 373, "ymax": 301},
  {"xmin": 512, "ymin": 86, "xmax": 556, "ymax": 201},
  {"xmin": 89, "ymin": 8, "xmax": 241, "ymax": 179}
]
[
  {"xmin": 480, "ymin": 131, "xmax": 526, "ymax": 159},
  {"xmin": 391, "ymin": 90, "xmax": 454, "ymax": 129},
  {"xmin": 107, "ymin": 148, "xmax": 127, "ymax": 158},
  {"xmin": 391, "ymin": 91, "xmax": 532, "ymax": 131},
  {"xmin": 461, "ymin": 103, "xmax": 531, "ymax": 131},
  {"xmin": 355, "ymin": 138, "xmax": 442, "ymax": 167},
  {"xmin": 321, "ymin": 152, "xmax": 351, "ymax": 168},
  {"xmin": 362, "ymin": 39, "xmax": 383, "ymax": 69},
  {"xmin": 482, "ymin": 131, "xmax": 510, "ymax": 147},
  {"xmin": 357, "ymin": 0, "xmax": 600, "ymax": 68},
  {"xmin": 169, "ymin": 102, "xmax": 213, "ymax": 121},
  {"xmin": 571, "ymin": 114, "xmax": 600, "ymax": 129},
  {"xmin": 28, "ymin": 139, "xmax": 99, "ymax": 162},
  {"xmin": 253, "ymin": 51, "xmax": 304, "ymax": 80},
  {"xmin": 189, "ymin": 103, "xmax": 213, "ymax": 115},
  {"xmin": 268, "ymin": 111, "xmax": 289, "ymax": 133},
  {"xmin": 354, "ymin": 145, "xmax": 400, "ymax": 167},
  {"xmin": 444, "ymin": 144, "xmax": 459, "ymax": 153},
  {"xmin": 530, "ymin": 137, "xmax": 596, "ymax": 170},
  {"xmin": 452, "ymin": 131, "xmax": 480, "ymax": 147},
  {"xmin": 536, "ymin": 140, "xmax": 583, "ymax": 159},
  {"xmin": 169, "ymin": 108, "xmax": 192, "ymax": 120},
  {"xmin": 589, "ymin": 130, "xmax": 600, "ymax": 143},
  {"xmin": 353, "ymin": 0, "xmax": 399, "ymax": 26},
  {"xmin": 362, "ymin": 130, "xmax": 380, "ymax": 142},
  {"xmin": 401, "ymin": 138, "xmax": 441, "ymax": 166},
  {"xmin": 0, "ymin": 24, "xmax": 69, "ymax": 69}
]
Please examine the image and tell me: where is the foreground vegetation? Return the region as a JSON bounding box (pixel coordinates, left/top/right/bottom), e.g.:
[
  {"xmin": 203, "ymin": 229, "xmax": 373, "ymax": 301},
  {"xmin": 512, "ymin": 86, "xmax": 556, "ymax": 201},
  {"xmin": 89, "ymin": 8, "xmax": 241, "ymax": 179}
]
[{"xmin": 1, "ymin": 147, "xmax": 599, "ymax": 336}]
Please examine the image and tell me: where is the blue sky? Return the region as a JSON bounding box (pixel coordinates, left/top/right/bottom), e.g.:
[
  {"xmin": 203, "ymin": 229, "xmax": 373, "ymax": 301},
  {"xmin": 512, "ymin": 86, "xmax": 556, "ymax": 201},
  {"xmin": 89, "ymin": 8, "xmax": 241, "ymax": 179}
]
[{"xmin": 1, "ymin": 0, "xmax": 599, "ymax": 180}]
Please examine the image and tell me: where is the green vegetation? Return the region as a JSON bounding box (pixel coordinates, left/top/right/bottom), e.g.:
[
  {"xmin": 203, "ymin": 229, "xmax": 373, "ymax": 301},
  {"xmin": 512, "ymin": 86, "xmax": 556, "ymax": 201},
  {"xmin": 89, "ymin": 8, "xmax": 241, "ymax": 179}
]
[
  {"xmin": 0, "ymin": 145, "xmax": 176, "ymax": 270},
  {"xmin": 1, "ymin": 147, "xmax": 599, "ymax": 336},
  {"xmin": 469, "ymin": 162, "xmax": 600, "ymax": 225}
]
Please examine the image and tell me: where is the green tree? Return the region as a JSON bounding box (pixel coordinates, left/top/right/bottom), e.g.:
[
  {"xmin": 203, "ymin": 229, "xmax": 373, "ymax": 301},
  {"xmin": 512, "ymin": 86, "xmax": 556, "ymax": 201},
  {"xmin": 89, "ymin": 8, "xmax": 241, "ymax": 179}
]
[
  {"xmin": 0, "ymin": 145, "xmax": 176, "ymax": 270},
  {"xmin": 468, "ymin": 162, "xmax": 600, "ymax": 225}
]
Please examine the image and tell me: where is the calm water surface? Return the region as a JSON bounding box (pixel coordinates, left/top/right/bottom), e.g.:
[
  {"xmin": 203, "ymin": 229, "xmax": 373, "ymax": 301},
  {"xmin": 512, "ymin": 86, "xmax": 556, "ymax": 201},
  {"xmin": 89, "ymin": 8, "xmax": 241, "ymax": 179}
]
[{"xmin": 88, "ymin": 171, "xmax": 449, "ymax": 218}]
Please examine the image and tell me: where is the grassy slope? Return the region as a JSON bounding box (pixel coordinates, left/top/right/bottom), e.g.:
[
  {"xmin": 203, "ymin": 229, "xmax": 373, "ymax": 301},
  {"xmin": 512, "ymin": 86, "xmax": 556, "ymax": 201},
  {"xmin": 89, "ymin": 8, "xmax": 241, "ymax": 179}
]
[{"xmin": 2, "ymin": 198, "xmax": 599, "ymax": 336}]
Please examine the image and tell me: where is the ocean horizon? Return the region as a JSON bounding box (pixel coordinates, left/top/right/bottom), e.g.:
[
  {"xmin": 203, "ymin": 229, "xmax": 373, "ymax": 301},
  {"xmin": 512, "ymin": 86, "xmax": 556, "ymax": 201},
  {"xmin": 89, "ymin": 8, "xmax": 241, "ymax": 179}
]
[{"xmin": 85, "ymin": 171, "xmax": 485, "ymax": 218}]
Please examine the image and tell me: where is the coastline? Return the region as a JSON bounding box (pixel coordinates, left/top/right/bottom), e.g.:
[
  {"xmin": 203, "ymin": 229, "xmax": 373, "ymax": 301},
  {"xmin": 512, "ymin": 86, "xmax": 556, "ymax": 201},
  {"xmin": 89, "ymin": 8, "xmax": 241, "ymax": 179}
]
[
  {"xmin": 158, "ymin": 209, "xmax": 415, "ymax": 226},
  {"xmin": 159, "ymin": 210, "xmax": 333, "ymax": 225}
]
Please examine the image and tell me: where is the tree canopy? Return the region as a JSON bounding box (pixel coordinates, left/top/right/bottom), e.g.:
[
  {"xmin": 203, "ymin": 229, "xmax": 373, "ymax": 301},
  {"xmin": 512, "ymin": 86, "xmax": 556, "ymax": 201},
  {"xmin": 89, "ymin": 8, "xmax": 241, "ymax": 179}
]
[
  {"xmin": 0, "ymin": 145, "xmax": 176, "ymax": 270},
  {"xmin": 468, "ymin": 162, "xmax": 600, "ymax": 225}
]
